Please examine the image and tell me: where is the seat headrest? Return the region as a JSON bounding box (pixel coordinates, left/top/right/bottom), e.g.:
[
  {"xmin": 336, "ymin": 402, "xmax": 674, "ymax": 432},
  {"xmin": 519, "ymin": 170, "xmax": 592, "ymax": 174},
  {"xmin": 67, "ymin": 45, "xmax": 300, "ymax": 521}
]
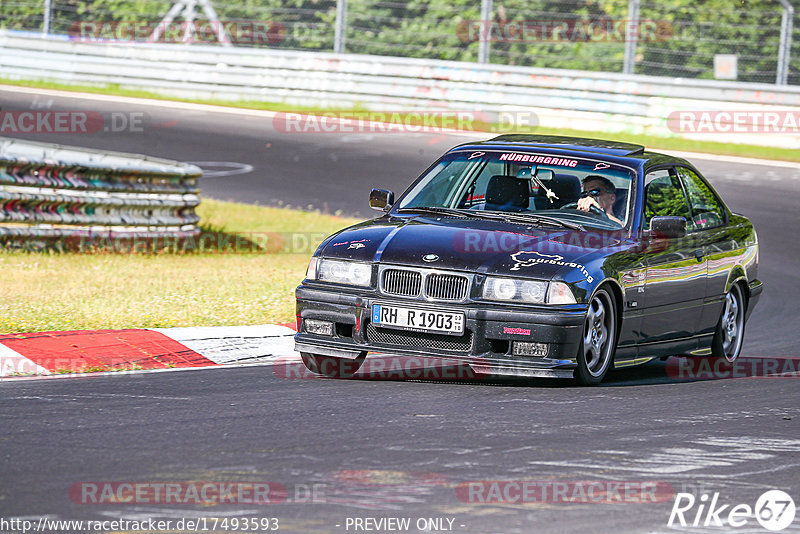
[
  {"xmin": 537, "ymin": 173, "xmax": 581, "ymax": 201},
  {"xmin": 485, "ymin": 175, "xmax": 529, "ymax": 210}
]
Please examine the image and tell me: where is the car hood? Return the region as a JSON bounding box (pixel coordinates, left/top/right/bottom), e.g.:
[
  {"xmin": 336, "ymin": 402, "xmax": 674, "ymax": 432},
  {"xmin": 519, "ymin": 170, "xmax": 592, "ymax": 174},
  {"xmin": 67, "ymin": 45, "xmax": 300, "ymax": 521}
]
[{"xmin": 319, "ymin": 215, "xmax": 628, "ymax": 281}]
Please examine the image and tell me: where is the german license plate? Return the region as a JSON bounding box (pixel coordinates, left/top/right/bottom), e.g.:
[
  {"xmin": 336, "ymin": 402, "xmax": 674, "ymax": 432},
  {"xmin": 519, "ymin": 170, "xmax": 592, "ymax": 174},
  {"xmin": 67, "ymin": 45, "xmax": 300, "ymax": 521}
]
[{"xmin": 371, "ymin": 304, "xmax": 464, "ymax": 335}]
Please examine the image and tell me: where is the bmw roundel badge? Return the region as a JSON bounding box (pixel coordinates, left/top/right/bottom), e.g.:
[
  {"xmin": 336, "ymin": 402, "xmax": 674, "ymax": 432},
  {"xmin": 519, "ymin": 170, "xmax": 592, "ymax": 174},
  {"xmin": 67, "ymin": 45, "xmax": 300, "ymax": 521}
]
[{"xmin": 423, "ymin": 254, "xmax": 439, "ymax": 262}]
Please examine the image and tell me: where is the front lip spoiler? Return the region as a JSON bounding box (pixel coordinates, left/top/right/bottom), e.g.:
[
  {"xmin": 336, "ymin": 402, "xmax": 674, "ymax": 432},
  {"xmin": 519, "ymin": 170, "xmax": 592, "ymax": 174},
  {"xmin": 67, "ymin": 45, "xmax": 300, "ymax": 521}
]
[
  {"xmin": 465, "ymin": 362, "xmax": 574, "ymax": 379},
  {"xmin": 746, "ymin": 279, "xmax": 763, "ymax": 321},
  {"xmin": 295, "ymin": 342, "xmax": 364, "ymax": 360},
  {"xmin": 748, "ymin": 279, "xmax": 763, "ymax": 297},
  {"xmin": 294, "ymin": 338, "xmax": 577, "ymax": 379}
]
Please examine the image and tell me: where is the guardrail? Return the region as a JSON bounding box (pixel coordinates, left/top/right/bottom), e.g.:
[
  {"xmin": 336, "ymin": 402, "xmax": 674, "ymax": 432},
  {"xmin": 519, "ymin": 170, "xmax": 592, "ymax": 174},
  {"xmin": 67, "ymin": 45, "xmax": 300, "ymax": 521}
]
[
  {"xmin": 0, "ymin": 135, "xmax": 202, "ymax": 248},
  {"xmin": 1, "ymin": 31, "xmax": 799, "ymax": 149}
]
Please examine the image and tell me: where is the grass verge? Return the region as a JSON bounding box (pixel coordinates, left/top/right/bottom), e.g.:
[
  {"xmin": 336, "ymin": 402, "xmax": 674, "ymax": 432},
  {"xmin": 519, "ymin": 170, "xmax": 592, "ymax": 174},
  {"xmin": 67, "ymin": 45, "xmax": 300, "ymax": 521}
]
[
  {"xmin": 0, "ymin": 199, "xmax": 362, "ymax": 334},
  {"xmin": 2, "ymin": 77, "xmax": 799, "ymax": 163}
]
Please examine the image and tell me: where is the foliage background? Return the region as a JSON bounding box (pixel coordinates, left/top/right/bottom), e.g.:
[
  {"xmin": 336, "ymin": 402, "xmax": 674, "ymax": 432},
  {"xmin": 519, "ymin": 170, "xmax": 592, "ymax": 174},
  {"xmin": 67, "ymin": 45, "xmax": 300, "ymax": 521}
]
[{"xmin": 1, "ymin": 0, "xmax": 798, "ymax": 84}]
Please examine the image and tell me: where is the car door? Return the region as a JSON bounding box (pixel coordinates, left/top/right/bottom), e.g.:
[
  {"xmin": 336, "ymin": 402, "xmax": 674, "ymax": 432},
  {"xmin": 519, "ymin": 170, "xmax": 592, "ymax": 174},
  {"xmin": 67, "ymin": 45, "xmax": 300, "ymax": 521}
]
[
  {"xmin": 639, "ymin": 168, "xmax": 707, "ymax": 354},
  {"xmin": 675, "ymin": 166, "xmax": 733, "ymax": 339}
]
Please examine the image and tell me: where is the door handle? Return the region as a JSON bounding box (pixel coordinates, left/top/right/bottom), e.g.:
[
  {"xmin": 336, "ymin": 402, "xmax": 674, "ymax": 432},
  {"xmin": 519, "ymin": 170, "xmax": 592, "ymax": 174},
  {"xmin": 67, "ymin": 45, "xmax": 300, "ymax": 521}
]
[{"xmin": 694, "ymin": 249, "xmax": 705, "ymax": 261}]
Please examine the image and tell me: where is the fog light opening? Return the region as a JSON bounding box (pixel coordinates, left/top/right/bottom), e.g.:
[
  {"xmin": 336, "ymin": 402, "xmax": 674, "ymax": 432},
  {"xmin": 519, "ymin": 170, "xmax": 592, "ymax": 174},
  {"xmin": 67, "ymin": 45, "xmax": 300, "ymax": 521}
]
[
  {"xmin": 335, "ymin": 323, "xmax": 354, "ymax": 338},
  {"xmin": 488, "ymin": 339, "xmax": 510, "ymax": 355},
  {"xmin": 304, "ymin": 319, "xmax": 334, "ymax": 336},
  {"xmin": 513, "ymin": 341, "xmax": 549, "ymax": 357}
]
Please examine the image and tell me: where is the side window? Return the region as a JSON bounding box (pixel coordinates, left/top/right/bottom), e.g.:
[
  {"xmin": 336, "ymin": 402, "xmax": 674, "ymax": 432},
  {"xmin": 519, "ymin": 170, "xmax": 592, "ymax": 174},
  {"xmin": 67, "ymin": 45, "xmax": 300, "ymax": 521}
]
[
  {"xmin": 643, "ymin": 169, "xmax": 692, "ymax": 228},
  {"xmin": 677, "ymin": 167, "xmax": 726, "ymax": 230}
]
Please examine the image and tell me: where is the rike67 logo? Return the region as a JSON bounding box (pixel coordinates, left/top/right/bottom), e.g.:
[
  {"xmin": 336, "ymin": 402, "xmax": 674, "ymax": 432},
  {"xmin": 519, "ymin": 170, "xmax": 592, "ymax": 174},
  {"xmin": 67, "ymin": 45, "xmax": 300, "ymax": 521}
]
[{"xmin": 669, "ymin": 489, "xmax": 796, "ymax": 531}]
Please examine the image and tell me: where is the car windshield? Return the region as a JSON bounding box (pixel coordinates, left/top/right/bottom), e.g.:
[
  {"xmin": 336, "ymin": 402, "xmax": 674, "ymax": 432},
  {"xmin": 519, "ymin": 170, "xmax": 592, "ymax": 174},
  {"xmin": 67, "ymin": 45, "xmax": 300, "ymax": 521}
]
[{"xmin": 395, "ymin": 150, "xmax": 636, "ymax": 229}]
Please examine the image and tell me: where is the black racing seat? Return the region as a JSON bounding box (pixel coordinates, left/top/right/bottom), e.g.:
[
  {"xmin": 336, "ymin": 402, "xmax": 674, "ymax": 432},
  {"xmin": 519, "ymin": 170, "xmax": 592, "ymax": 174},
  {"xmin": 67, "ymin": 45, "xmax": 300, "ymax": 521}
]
[
  {"xmin": 534, "ymin": 173, "xmax": 581, "ymax": 210},
  {"xmin": 484, "ymin": 175, "xmax": 530, "ymax": 211}
]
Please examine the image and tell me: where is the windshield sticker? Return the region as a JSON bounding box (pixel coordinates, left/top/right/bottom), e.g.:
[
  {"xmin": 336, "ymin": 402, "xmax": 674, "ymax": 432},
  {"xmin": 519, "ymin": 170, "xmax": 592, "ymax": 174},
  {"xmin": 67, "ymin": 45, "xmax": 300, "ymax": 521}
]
[
  {"xmin": 510, "ymin": 251, "xmax": 593, "ymax": 283},
  {"xmin": 498, "ymin": 153, "xmax": 579, "ymax": 167},
  {"xmin": 594, "ymin": 162, "xmax": 611, "ymax": 170},
  {"xmin": 469, "ymin": 151, "xmax": 485, "ymax": 159}
]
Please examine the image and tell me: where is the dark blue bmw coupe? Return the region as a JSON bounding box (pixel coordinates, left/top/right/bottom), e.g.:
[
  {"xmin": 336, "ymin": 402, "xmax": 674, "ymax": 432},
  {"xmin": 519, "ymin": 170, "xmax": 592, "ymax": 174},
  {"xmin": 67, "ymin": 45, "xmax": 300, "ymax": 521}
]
[{"xmin": 294, "ymin": 135, "xmax": 762, "ymax": 385}]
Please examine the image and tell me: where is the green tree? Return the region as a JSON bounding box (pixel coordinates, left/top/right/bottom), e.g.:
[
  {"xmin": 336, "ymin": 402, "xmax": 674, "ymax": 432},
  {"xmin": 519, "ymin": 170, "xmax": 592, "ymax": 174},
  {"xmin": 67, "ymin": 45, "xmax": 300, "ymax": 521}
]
[
  {"xmin": 1, "ymin": 0, "xmax": 797, "ymax": 84},
  {"xmin": 637, "ymin": 0, "xmax": 786, "ymax": 83}
]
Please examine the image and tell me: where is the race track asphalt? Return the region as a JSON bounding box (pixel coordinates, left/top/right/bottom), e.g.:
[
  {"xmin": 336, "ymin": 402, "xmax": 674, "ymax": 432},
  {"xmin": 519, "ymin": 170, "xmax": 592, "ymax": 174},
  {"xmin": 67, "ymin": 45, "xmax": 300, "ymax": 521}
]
[{"xmin": 1, "ymin": 87, "xmax": 798, "ymax": 533}]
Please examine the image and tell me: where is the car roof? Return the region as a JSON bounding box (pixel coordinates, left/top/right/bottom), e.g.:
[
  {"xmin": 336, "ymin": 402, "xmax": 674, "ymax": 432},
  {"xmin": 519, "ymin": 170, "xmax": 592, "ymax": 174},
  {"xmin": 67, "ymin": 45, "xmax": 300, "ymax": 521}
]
[
  {"xmin": 474, "ymin": 134, "xmax": 645, "ymax": 156},
  {"xmin": 449, "ymin": 134, "xmax": 692, "ymax": 169}
]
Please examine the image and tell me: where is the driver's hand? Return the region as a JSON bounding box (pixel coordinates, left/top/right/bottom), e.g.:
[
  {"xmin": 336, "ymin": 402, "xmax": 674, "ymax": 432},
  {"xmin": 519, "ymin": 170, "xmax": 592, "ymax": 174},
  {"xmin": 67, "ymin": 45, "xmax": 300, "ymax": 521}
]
[{"xmin": 577, "ymin": 196, "xmax": 602, "ymax": 213}]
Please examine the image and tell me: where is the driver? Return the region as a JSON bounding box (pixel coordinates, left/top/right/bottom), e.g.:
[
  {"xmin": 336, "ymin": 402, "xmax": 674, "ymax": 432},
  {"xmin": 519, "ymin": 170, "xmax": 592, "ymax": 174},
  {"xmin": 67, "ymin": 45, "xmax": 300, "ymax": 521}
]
[{"xmin": 577, "ymin": 175, "xmax": 622, "ymax": 224}]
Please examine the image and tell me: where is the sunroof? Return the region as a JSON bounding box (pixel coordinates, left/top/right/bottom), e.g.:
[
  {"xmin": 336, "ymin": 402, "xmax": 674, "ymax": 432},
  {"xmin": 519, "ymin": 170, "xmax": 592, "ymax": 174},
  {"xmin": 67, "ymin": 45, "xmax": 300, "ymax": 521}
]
[{"xmin": 482, "ymin": 134, "xmax": 645, "ymax": 157}]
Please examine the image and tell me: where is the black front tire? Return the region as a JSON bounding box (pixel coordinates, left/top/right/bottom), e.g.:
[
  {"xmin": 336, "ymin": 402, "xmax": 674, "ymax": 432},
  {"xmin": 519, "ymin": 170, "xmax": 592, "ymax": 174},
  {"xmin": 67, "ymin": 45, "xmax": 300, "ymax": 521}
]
[
  {"xmin": 300, "ymin": 352, "xmax": 367, "ymax": 378},
  {"xmin": 574, "ymin": 287, "xmax": 617, "ymax": 386},
  {"xmin": 711, "ymin": 284, "xmax": 746, "ymax": 363}
]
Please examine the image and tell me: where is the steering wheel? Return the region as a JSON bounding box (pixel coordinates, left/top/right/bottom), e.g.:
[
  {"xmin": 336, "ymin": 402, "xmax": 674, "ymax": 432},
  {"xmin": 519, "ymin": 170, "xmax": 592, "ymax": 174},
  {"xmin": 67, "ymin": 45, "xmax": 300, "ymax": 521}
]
[{"xmin": 562, "ymin": 201, "xmax": 609, "ymax": 218}]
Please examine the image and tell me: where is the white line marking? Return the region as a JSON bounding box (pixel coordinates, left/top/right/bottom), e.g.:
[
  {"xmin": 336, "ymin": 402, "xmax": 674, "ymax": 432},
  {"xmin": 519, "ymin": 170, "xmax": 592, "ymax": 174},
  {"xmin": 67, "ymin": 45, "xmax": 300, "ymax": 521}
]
[
  {"xmin": 0, "ymin": 358, "xmax": 297, "ymax": 382},
  {"xmin": 0, "ymin": 84, "xmax": 282, "ymax": 118},
  {"xmin": 660, "ymin": 149, "xmax": 800, "ymax": 170},
  {"xmin": 693, "ymin": 436, "xmax": 800, "ymax": 452},
  {"xmin": 151, "ymin": 324, "xmax": 298, "ymax": 364},
  {"xmin": 0, "ymin": 342, "xmax": 51, "ymax": 377},
  {"xmin": 96, "ymin": 508, "xmax": 263, "ymax": 520},
  {"xmin": 186, "ymin": 161, "xmax": 254, "ymax": 177},
  {"xmin": 4, "ymin": 393, "xmax": 190, "ymax": 401}
]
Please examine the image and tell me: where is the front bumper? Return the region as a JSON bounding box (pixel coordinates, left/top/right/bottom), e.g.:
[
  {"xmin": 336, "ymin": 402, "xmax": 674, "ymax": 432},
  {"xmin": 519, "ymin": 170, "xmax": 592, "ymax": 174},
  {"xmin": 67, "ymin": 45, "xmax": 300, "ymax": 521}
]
[
  {"xmin": 294, "ymin": 285, "xmax": 586, "ymax": 378},
  {"xmin": 746, "ymin": 279, "xmax": 763, "ymax": 321}
]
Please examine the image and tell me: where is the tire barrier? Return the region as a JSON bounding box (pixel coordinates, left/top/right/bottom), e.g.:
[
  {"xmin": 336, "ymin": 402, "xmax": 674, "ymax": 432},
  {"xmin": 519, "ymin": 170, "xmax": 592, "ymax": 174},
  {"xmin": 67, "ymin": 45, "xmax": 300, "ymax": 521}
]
[{"xmin": 0, "ymin": 136, "xmax": 202, "ymax": 249}]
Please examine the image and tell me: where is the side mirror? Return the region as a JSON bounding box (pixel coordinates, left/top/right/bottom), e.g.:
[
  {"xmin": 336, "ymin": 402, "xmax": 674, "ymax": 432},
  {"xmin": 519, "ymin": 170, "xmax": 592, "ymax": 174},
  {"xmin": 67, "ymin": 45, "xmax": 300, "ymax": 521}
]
[
  {"xmin": 649, "ymin": 216, "xmax": 686, "ymax": 239},
  {"xmin": 369, "ymin": 189, "xmax": 394, "ymax": 211}
]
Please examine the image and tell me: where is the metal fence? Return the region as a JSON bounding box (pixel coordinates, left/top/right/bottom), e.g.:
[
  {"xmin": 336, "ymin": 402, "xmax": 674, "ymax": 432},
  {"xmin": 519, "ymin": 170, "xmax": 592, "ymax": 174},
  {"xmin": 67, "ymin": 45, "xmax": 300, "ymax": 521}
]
[
  {"xmin": 2, "ymin": 32, "xmax": 799, "ymax": 151},
  {"xmin": 1, "ymin": 0, "xmax": 797, "ymax": 85},
  {"xmin": 0, "ymin": 136, "xmax": 202, "ymax": 247}
]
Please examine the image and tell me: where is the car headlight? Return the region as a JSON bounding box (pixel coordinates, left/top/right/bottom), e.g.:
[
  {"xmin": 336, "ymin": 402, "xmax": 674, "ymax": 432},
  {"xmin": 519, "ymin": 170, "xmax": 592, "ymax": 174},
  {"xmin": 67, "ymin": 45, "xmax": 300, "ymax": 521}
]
[
  {"xmin": 483, "ymin": 277, "xmax": 547, "ymax": 303},
  {"xmin": 483, "ymin": 277, "xmax": 576, "ymax": 304},
  {"xmin": 315, "ymin": 259, "xmax": 372, "ymax": 287}
]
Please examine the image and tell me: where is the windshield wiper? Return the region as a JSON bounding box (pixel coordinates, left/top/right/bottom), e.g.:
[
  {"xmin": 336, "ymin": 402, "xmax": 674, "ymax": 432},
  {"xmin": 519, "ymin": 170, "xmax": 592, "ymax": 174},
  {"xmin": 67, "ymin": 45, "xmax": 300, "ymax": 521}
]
[
  {"xmin": 395, "ymin": 207, "xmax": 470, "ymax": 218},
  {"xmin": 486, "ymin": 212, "xmax": 585, "ymax": 231},
  {"xmin": 398, "ymin": 207, "xmax": 538, "ymax": 225},
  {"xmin": 396, "ymin": 207, "xmax": 584, "ymax": 230}
]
